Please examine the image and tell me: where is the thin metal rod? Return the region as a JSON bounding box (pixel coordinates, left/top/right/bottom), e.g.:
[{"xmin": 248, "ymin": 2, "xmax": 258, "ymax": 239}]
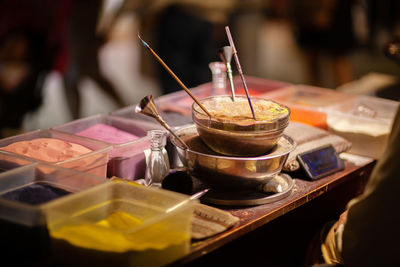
[
  {"xmin": 226, "ymin": 62, "xmax": 236, "ymax": 101},
  {"xmin": 135, "ymin": 95, "xmax": 189, "ymax": 149},
  {"xmin": 155, "ymin": 115, "xmax": 189, "ymax": 149},
  {"xmin": 225, "ymin": 26, "xmax": 257, "ymax": 120},
  {"xmin": 138, "ymin": 34, "xmax": 212, "ymax": 118}
]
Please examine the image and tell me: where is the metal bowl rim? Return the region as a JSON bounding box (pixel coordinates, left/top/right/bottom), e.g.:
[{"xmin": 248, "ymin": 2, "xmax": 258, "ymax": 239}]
[
  {"xmin": 194, "ymin": 121, "xmax": 289, "ymax": 136},
  {"xmin": 172, "ymin": 125, "xmax": 296, "ymax": 160}
]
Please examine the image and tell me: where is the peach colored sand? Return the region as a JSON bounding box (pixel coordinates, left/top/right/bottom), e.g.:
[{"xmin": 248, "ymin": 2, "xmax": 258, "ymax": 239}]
[
  {"xmin": 76, "ymin": 123, "xmax": 139, "ymax": 144},
  {"xmin": 0, "ymin": 138, "xmax": 92, "ymax": 162}
]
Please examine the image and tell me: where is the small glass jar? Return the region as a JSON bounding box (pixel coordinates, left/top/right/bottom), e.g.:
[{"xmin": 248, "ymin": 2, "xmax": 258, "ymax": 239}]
[
  {"xmin": 145, "ymin": 130, "xmax": 170, "ymax": 187},
  {"xmin": 209, "ymin": 62, "xmax": 227, "ymax": 96}
]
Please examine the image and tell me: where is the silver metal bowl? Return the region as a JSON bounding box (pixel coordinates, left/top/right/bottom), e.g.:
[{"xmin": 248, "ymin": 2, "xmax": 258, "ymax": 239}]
[
  {"xmin": 171, "ymin": 124, "xmax": 296, "ymax": 190},
  {"xmin": 192, "ymin": 95, "xmax": 290, "ymax": 156}
]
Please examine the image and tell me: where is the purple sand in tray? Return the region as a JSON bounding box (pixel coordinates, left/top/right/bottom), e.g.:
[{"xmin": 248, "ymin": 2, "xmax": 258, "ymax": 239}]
[{"xmin": 1, "ymin": 183, "xmax": 71, "ymax": 205}]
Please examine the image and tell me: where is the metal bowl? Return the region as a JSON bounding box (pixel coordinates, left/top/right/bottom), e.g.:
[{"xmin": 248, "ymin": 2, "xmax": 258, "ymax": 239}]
[
  {"xmin": 171, "ymin": 124, "xmax": 296, "ymax": 190},
  {"xmin": 192, "ymin": 95, "xmax": 290, "ymax": 156}
]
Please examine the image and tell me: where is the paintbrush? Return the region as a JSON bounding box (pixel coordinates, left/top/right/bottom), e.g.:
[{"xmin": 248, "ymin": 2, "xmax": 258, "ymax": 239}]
[
  {"xmin": 218, "ymin": 46, "xmax": 236, "ymax": 101},
  {"xmin": 138, "ymin": 34, "xmax": 212, "ymax": 118},
  {"xmin": 225, "ymin": 26, "xmax": 257, "ymax": 120}
]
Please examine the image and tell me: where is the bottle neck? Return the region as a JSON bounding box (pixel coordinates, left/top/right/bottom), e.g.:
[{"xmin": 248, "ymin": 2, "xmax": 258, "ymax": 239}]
[{"xmin": 148, "ymin": 130, "xmax": 166, "ymax": 150}]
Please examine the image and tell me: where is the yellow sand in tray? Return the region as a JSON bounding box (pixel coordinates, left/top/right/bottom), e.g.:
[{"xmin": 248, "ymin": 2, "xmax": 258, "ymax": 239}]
[
  {"xmin": 50, "ymin": 211, "xmax": 189, "ymax": 253},
  {"xmin": 0, "ymin": 138, "xmax": 92, "ymax": 162}
]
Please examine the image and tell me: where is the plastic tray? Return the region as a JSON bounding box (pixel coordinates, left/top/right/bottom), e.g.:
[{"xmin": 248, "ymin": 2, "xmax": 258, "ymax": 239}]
[
  {"xmin": 45, "ymin": 181, "xmax": 196, "ymax": 267},
  {"xmin": 0, "ymin": 129, "xmax": 112, "ymax": 177},
  {"xmin": 325, "ymin": 95, "xmax": 399, "ymax": 158},
  {"xmin": 52, "ymin": 114, "xmax": 163, "ymax": 180},
  {"xmin": 0, "ymin": 163, "xmax": 107, "ymax": 265},
  {"xmin": 261, "ymin": 84, "xmax": 355, "ymax": 129}
]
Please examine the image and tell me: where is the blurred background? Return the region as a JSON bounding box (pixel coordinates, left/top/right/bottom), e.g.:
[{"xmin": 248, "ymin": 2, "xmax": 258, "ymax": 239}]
[{"xmin": 1, "ymin": 0, "xmax": 400, "ymax": 137}]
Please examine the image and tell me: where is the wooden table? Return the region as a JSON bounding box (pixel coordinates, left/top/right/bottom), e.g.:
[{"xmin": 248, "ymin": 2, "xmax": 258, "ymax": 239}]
[{"xmin": 171, "ymin": 155, "xmax": 375, "ymax": 266}]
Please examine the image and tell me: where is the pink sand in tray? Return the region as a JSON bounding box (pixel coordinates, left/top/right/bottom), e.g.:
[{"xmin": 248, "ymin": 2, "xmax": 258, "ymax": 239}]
[
  {"xmin": 0, "ymin": 138, "xmax": 93, "ymax": 162},
  {"xmin": 76, "ymin": 123, "xmax": 140, "ymax": 144}
]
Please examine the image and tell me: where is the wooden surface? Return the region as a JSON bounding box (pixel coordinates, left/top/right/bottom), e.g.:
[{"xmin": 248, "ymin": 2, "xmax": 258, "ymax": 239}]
[{"xmin": 171, "ymin": 157, "xmax": 375, "ymax": 266}]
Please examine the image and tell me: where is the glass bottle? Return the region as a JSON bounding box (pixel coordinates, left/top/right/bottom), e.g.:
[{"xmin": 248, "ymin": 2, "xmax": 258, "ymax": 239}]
[
  {"xmin": 209, "ymin": 62, "xmax": 227, "ymax": 95},
  {"xmin": 145, "ymin": 130, "xmax": 170, "ymax": 187}
]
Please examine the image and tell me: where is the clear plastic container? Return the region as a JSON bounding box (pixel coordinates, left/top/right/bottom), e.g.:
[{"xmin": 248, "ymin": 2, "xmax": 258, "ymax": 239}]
[
  {"xmin": 0, "ymin": 150, "xmax": 36, "ymax": 173},
  {"xmin": 261, "ymin": 85, "xmax": 355, "ymax": 129},
  {"xmin": 262, "ymin": 84, "xmax": 352, "ymax": 107},
  {"xmin": 44, "ymin": 181, "xmax": 196, "ymax": 267},
  {"xmin": 325, "ymin": 95, "xmax": 399, "ymax": 158},
  {"xmin": 52, "ymin": 114, "xmax": 162, "ymax": 180},
  {"xmin": 0, "ymin": 129, "xmax": 112, "ymax": 177},
  {"xmin": 0, "ymin": 163, "xmax": 107, "ymax": 265}
]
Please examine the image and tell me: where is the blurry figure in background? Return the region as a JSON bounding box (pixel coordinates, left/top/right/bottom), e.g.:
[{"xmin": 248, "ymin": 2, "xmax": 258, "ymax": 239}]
[
  {"xmin": 0, "ymin": 0, "xmax": 67, "ymax": 138},
  {"xmin": 288, "ymin": 0, "xmax": 356, "ymax": 87},
  {"xmin": 156, "ymin": 3, "xmax": 225, "ymax": 94},
  {"xmin": 229, "ymin": 0, "xmax": 268, "ymax": 78},
  {"xmin": 366, "ymin": 0, "xmax": 400, "ymax": 51},
  {"xmin": 0, "ymin": 32, "xmax": 44, "ymax": 137},
  {"xmin": 114, "ymin": 0, "xmax": 237, "ymax": 95},
  {"xmin": 0, "ymin": 0, "xmax": 125, "ymax": 137},
  {"xmin": 63, "ymin": 0, "xmax": 125, "ymax": 119}
]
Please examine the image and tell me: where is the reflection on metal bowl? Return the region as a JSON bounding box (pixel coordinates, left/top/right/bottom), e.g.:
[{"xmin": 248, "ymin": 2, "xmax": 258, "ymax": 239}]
[
  {"xmin": 171, "ymin": 125, "xmax": 296, "ymax": 190},
  {"xmin": 192, "ymin": 95, "xmax": 290, "ymax": 156}
]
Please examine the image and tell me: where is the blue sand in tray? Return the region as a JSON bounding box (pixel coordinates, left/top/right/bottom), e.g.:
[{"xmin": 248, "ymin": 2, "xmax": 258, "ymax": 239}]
[{"xmin": 0, "ymin": 183, "xmax": 71, "ymax": 205}]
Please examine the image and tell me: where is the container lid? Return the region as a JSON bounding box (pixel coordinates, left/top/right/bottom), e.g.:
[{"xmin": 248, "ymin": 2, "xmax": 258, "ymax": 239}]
[{"xmin": 262, "ymin": 85, "xmax": 353, "ymax": 108}]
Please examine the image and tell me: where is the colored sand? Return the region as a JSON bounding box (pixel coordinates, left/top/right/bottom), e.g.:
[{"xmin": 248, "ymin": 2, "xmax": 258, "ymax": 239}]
[
  {"xmin": 51, "ymin": 210, "xmax": 188, "ymax": 253},
  {"xmin": 1, "ymin": 183, "xmax": 70, "ymax": 205},
  {"xmin": 76, "ymin": 123, "xmax": 139, "ymax": 144},
  {"xmin": 0, "ymin": 138, "xmax": 92, "ymax": 162},
  {"xmin": 289, "ymin": 107, "xmax": 328, "ymax": 130},
  {"xmin": 200, "ymin": 97, "xmax": 289, "ymax": 122}
]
